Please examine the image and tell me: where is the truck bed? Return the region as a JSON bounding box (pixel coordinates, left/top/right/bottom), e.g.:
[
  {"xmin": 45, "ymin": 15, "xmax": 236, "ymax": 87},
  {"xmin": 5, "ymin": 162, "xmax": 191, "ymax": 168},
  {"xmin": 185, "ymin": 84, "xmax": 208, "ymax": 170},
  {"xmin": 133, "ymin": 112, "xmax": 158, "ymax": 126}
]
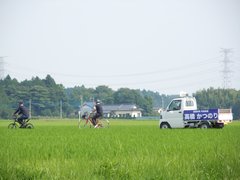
[{"xmin": 183, "ymin": 109, "xmax": 232, "ymax": 123}]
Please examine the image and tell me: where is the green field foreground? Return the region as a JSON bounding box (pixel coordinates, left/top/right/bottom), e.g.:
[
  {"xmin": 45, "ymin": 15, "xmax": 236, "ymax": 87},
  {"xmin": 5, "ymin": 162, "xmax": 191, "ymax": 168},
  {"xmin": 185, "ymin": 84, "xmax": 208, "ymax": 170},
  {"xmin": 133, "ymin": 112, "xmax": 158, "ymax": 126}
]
[{"xmin": 0, "ymin": 119, "xmax": 240, "ymax": 180}]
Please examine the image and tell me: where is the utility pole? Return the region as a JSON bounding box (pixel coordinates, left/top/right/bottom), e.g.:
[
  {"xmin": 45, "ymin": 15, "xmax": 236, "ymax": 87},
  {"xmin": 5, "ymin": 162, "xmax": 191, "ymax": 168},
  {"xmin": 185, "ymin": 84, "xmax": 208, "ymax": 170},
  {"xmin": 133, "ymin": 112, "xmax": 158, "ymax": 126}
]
[
  {"xmin": 29, "ymin": 99, "xmax": 32, "ymax": 118},
  {"xmin": 161, "ymin": 95, "xmax": 164, "ymax": 109},
  {"xmin": 80, "ymin": 95, "xmax": 83, "ymax": 107},
  {"xmin": 78, "ymin": 95, "xmax": 83, "ymax": 128},
  {"xmin": 221, "ymin": 49, "xmax": 233, "ymax": 89},
  {"xmin": 60, "ymin": 100, "xmax": 63, "ymax": 119}
]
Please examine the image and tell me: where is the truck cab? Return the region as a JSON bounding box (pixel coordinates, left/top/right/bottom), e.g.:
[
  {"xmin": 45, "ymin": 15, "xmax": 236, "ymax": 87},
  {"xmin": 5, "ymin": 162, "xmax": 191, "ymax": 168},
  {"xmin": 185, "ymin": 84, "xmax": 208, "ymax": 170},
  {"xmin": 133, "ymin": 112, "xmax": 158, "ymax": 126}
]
[{"xmin": 160, "ymin": 94, "xmax": 197, "ymax": 128}]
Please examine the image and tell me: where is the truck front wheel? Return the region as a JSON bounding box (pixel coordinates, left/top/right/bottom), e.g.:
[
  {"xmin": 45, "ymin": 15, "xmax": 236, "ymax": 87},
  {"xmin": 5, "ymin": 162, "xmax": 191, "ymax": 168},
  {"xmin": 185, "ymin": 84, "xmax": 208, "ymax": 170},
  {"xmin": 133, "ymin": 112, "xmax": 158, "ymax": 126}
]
[{"xmin": 160, "ymin": 122, "xmax": 171, "ymax": 129}]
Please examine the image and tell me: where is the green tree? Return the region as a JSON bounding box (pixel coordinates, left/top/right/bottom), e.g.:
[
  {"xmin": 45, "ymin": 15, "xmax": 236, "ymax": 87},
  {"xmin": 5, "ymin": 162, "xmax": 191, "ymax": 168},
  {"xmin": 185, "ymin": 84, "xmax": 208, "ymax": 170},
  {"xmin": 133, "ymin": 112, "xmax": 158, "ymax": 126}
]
[
  {"xmin": 29, "ymin": 85, "xmax": 51, "ymax": 116},
  {"xmin": 0, "ymin": 86, "xmax": 11, "ymax": 118},
  {"xmin": 113, "ymin": 88, "xmax": 153, "ymax": 115},
  {"xmin": 44, "ymin": 74, "xmax": 56, "ymax": 87},
  {"xmin": 94, "ymin": 85, "xmax": 114, "ymax": 104},
  {"xmin": 113, "ymin": 88, "xmax": 136, "ymax": 104}
]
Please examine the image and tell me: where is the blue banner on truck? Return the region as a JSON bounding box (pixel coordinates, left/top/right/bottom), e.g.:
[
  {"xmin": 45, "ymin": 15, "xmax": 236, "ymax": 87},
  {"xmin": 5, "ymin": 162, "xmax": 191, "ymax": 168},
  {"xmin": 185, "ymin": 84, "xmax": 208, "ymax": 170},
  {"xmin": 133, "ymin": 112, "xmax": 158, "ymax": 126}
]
[{"xmin": 183, "ymin": 109, "xmax": 218, "ymax": 121}]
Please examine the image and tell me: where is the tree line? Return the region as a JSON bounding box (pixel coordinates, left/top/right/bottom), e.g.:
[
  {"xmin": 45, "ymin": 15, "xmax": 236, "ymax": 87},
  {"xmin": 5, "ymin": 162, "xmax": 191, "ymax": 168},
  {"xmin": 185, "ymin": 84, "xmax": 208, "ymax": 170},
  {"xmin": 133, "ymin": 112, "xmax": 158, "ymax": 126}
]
[
  {"xmin": 0, "ymin": 75, "xmax": 239, "ymax": 119},
  {"xmin": 0, "ymin": 75, "xmax": 174, "ymax": 118}
]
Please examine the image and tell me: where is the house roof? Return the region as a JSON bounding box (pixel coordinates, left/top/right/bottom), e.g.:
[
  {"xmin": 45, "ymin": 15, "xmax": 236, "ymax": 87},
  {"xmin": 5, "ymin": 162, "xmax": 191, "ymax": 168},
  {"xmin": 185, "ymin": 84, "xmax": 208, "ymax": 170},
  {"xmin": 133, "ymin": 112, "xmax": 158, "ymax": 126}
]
[
  {"xmin": 80, "ymin": 102, "xmax": 142, "ymax": 113},
  {"xmin": 81, "ymin": 102, "xmax": 94, "ymax": 109},
  {"xmin": 80, "ymin": 102, "xmax": 94, "ymax": 113},
  {"xmin": 103, "ymin": 104, "xmax": 141, "ymax": 113}
]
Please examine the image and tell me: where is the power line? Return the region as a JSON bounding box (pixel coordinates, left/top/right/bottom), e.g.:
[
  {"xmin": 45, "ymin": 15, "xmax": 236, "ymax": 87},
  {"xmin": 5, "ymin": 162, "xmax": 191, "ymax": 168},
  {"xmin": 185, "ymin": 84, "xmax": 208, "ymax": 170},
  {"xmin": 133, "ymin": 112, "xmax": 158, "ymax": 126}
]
[
  {"xmin": 4, "ymin": 55, "xmax": 228, "ymax": 91},
  {"xmin": 6, "ymin": 56, "xmax": 221, "ymax": 78},
  {"xmin": 57, "ymin": 65, "xmax": 221, "ymax": 88}
]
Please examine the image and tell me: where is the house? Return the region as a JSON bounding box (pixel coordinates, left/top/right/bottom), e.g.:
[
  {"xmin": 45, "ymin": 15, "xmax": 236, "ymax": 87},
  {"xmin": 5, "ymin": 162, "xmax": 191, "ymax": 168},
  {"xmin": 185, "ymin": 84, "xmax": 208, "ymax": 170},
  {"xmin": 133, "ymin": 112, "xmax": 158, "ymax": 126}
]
[
  {"xmin": 102, "ymin": 104, "xmax": 142, "ymax": 118},
  {"xmin": 79, "ymin": 102, "xmax": 94, "ymax": 116},
  {"xmin": 80, "ymin": 102, "xmax": 142, "ymax": 118}
]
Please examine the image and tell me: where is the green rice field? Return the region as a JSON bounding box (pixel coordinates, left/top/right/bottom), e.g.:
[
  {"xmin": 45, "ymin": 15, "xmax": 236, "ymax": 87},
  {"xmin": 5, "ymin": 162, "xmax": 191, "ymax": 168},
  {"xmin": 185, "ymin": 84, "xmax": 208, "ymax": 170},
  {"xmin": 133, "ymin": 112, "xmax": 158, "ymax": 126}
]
[{"xmin": 0, "ymin": 119, "xmax": 240, "ymax": 180}]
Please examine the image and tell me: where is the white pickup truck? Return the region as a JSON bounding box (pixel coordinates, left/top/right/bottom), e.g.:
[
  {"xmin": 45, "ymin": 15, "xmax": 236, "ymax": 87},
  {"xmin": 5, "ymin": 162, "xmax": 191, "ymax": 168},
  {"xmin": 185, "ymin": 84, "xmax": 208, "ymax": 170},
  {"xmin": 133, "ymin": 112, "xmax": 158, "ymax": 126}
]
[{"xmin": 159, "ymin": 93, "xmax": 233, "ymax": 129}]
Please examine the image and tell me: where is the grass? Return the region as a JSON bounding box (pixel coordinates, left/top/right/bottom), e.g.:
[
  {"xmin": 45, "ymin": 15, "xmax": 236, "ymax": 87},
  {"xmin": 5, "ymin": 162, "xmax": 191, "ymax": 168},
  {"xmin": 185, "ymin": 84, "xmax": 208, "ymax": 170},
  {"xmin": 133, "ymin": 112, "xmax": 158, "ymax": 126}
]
[{"xmin": 0, "ymin": 119, "xmax": 240, "ymax": 179}]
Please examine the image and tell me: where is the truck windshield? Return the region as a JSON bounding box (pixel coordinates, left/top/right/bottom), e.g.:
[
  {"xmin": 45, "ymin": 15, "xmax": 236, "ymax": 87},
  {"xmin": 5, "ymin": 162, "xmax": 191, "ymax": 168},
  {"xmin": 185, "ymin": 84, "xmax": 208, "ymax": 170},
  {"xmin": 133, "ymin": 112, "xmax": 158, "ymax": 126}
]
[{"xmin": 168, "ymin": 100, "xmax": 181, "ymax": 111}]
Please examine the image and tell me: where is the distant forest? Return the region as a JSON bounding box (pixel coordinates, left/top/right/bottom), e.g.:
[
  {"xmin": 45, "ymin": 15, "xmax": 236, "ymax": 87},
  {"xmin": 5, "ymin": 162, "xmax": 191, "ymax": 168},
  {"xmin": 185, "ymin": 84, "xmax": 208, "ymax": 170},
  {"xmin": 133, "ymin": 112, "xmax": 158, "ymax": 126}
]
[{"xmin": 0, "ymin": 75, "xmax": 239, "ymax": 119}]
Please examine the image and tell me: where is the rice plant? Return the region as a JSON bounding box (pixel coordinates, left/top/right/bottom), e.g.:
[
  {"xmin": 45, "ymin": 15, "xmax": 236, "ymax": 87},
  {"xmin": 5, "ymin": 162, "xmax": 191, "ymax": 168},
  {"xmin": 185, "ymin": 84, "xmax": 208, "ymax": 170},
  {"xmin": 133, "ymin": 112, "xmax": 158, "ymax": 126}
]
[{"xmin": 0, "ymin": 119, "xmax": 239, "ymax": 179}]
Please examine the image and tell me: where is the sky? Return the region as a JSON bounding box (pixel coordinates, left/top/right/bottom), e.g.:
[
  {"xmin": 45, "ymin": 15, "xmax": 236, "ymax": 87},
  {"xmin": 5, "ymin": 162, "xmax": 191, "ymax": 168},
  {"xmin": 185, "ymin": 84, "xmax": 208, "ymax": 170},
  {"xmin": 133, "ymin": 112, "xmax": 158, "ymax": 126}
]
[{"xmin": 0, "ymin": 0, "xmax": 240, "ymax": 95}]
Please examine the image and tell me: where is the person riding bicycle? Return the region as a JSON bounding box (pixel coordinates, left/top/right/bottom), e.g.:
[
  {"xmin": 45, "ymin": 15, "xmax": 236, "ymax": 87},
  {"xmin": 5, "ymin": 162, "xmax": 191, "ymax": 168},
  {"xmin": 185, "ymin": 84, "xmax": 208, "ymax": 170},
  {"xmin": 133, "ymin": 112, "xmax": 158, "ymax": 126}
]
[
  {"xmin": 13, "ymin": 101, "xmax": 29, "ymax": 127},
  {"xmin": 92, "ymin": 99, "xmax": 103, "ymax": 128}
]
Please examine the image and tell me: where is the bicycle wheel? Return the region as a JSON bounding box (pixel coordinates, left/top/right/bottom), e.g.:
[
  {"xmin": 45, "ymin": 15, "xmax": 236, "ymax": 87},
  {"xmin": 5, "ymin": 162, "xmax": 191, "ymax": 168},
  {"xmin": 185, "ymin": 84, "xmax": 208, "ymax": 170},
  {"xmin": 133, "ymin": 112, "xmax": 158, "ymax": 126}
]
[
  {"xmin": 97, "ymin": 119, "xmax": 110, "ymax": 128},
  {"xmin": 79, "ymin": 118, "xmax": 93, "ymax": 128},
  {"xmin": 26, "ymin": 123, "xmax": 34, "ymax": 129},
  {"xmin": 8, "ymin": 123, "xmax": 18, "ymax": 129}
]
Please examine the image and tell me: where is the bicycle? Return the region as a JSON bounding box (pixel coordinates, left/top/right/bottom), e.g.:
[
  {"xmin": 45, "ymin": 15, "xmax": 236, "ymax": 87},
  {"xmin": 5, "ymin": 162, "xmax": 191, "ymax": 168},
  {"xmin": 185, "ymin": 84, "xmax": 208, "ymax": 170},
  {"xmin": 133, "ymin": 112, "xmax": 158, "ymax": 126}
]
[
  {"xmin": 8, "ymin": 116, "xmax": 34, "ymax": 129},
  {"xmin": 78, "ymin": 112, "xmax": 109, "ymax": 128}
]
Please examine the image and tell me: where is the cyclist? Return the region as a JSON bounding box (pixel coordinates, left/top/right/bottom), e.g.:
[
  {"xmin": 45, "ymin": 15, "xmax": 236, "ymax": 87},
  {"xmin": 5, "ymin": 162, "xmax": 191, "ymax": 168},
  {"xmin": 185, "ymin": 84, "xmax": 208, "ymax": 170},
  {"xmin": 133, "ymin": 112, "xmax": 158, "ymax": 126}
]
[
  {"xmin": 13, "ymin": 101, "xmax": 29, "ymax": 127},
  {"xmin": 92, "ymin": 99, "xmax": 103, "ymax": 128}
]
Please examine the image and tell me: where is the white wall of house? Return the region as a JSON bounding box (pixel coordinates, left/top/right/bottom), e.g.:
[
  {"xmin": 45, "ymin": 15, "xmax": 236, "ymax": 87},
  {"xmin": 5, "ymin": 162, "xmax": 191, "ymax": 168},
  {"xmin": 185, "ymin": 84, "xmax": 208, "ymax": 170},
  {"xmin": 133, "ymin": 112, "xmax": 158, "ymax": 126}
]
[{"xmin": 115, "ymin": 110, "xmax": 142, "ymax": 118}]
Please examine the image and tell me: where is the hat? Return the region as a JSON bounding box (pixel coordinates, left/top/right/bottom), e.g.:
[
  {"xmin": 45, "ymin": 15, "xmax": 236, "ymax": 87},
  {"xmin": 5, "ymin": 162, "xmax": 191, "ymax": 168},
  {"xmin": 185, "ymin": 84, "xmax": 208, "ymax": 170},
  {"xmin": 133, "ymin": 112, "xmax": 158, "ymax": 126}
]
[{"xmin": 19, "ymin": 100, "xmax": 23, "ymax": 105}]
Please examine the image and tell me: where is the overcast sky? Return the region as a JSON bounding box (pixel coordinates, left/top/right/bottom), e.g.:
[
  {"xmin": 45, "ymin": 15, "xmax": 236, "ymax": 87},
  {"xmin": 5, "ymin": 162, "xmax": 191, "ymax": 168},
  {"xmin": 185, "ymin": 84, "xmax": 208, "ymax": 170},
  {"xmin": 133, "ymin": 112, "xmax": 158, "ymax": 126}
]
[{"xmin": 0, "ymin": 0, "xmax": 240, "ymax": 95}]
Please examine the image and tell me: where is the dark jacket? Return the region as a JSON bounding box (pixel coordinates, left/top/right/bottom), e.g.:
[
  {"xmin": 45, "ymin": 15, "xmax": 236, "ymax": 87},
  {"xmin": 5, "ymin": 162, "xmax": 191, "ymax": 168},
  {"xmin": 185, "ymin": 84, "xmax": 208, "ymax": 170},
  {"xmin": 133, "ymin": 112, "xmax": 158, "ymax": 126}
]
[
  {"xmin": 14, "ymin": 105, "xmax": 29, "ymax": 117},
  {"xmin": 96, "ymin": 103, "xmax": 103, "ymax": 116}
]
